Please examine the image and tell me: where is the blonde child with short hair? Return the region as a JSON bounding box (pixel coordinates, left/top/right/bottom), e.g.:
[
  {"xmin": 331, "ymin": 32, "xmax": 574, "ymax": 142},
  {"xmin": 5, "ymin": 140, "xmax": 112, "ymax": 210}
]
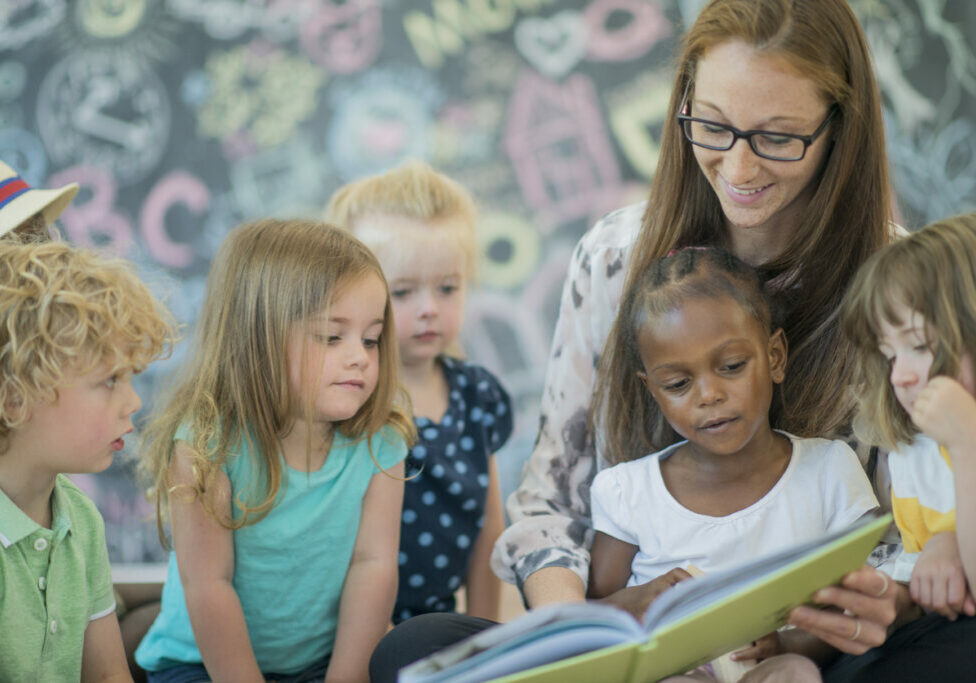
[
  {"xmin": 0, "ymin": 240, "xmax": 174, "ymax": 682},
  {"xmin": 134, "ymin": 220, "xmax": 415, "ymax": 681},
  {"xmin": 327, "ymin": 161, "xmax": 513, "ymax": 626},
  {"xmin": 842, "ymin": 212, "xmax": 976, "ymax": 622}
]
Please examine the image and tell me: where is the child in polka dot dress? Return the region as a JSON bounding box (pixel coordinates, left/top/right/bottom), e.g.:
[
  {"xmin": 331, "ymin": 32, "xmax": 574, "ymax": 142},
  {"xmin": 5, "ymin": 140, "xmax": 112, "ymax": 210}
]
[{"xmin": 327, "ymin": 160, "xmax": 514, "ymax": 623}]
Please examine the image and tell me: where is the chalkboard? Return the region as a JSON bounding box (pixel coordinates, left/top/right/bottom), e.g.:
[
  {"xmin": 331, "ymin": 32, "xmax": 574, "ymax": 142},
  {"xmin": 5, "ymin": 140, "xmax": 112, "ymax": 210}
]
[{"xmin": 2, "ymin": 0, "xmax": 974, "ymax": 564}]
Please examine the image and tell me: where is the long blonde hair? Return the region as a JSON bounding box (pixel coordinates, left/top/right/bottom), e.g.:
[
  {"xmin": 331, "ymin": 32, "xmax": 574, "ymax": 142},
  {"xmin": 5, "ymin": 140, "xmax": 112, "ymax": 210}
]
[
  {"xmin": 630, "ymin": 0, "xmax": 890, "ymax": 438},
  {"xmin": 141, "ymin": 220, "xmax": 415, "ymax": 536},
  {"xmin": 841, "ymin": 213, "xmax": 976, "ymax": 450}
]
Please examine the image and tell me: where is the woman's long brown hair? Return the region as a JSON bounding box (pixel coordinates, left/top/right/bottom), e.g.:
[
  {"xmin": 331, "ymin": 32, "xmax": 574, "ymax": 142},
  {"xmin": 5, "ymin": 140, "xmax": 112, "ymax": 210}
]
[{"xmin": 621, "ymin": 0, "xmax": 891, "ymax": 441}]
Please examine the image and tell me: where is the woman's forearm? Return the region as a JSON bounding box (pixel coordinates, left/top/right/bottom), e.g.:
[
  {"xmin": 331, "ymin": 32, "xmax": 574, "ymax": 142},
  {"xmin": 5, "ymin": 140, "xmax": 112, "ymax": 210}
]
[
  {"xmin": 491, "ymin": 218, "xmax": 632, "ymax": 589},
  {"xmin": 521, "ymin": 566, "xmax": 586, "ymax": 609}
]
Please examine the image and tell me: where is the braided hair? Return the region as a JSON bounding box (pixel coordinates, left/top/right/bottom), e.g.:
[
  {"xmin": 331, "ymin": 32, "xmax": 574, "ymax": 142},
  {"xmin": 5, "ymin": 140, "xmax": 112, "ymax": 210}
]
[{"xmin": 592, "ymin": 247, "xmax": 780, "ymax": 464}]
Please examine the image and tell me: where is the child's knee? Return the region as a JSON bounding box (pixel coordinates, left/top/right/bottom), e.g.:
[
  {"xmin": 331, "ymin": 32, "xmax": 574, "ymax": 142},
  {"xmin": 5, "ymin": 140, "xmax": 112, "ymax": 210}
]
[{"xmin": 744, "ymin": 653, "xmax": 821, "ymax": 683}]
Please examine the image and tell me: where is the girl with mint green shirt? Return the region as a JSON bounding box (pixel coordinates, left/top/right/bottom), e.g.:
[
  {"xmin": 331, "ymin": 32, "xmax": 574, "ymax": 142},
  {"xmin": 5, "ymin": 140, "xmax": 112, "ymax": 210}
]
[{"xmin": 135, "ymin": 220, "xmax": 415, "ymax": 682}]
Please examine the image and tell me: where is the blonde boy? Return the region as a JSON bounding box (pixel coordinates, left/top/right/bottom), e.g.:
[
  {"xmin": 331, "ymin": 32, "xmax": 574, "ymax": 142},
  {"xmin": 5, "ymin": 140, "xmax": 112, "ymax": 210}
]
[{"xmin": 0, "ymin": 241, "xmax": 174, "ymax": 681}]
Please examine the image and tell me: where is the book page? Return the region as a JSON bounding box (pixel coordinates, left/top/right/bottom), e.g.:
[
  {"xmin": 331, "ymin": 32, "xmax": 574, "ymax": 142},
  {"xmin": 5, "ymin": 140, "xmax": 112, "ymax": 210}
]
[
  {"xmin": 641, "ymin": 513, "xmax": 884, "ymax": 632},
  {"xmin": 399, "ymin": 603, "xmax": 643, "ymax": 683}
]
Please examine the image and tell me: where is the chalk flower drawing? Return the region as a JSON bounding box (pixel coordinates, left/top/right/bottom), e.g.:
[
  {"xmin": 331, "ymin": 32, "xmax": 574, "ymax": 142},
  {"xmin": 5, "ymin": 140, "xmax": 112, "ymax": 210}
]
[{"xmin": 197, "ymin": 43, "xmax": 325, "ymax": 149}]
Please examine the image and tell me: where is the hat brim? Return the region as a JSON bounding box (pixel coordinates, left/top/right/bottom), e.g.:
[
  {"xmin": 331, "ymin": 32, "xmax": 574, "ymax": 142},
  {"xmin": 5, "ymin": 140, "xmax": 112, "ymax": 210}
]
[{"xmin": 0, "ymin": 182, "xmax": 80, "ymax": 237}]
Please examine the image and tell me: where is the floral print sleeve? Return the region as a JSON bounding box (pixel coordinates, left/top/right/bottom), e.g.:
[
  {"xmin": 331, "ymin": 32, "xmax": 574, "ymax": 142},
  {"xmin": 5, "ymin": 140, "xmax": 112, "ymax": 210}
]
[{"xmin": 490, "ymin": 203, "xmax": 645, "ymax": 589}]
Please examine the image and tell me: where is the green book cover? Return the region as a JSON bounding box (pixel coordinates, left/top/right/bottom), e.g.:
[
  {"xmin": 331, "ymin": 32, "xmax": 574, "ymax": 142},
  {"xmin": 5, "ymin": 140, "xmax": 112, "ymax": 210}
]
[{"xmin": 400, "ymin": 513, "xmax": 892, "ymax": 683}]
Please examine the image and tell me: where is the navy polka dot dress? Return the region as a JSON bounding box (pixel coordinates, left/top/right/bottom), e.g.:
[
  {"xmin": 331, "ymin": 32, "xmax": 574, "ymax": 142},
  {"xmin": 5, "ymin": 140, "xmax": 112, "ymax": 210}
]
[{"xmin": 394, "ymin": 356, "xmax": 513, "ymax": 623}]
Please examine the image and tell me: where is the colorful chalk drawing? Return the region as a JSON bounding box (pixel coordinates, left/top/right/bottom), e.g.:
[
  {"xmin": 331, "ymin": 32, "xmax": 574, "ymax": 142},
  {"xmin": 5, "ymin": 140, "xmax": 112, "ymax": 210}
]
[
  {"xmin": 852, "ymin": 0, "xmax": 976, "ymax": 225},
  {"xmin": 514, "ymin": 10, "xmax": 588, "ymax": 79},
  {"xmin": 165, "ymin": 0, "xmax": 276, "ymax": 41},
  {"xmin": 229, "ymin": 131, "xmax": 326, "ymax": 218},
  {"xmin": 606, "ymin": 70, "xmax": 673, "ymax": 180},
  {"xmin": 432, "ymin": 98, "xmax": 504, "ymax": 165},
  {"xmin": 0, "ymin": 0, "xmax": 66, "ymax": 51},
  {"xmin": 326, "ymin": 66, "xmax": 443, "ymax": 181},
  {"xmin": 3, "ymin": 0, "xmax": 972, "ymax": 564},
  {"xmin": 300, "ymin": 0, "xmax": 383, "ymax": 74},
  {"xmin": 139, "ymin": 170, "xmax": 210, "ymax": 270},
  {"xmin": 584, "ymin": 0, "xmax": 671, "ymax": 61},
  {"xmin": 64, "ymin": 0, "xmax": 180, "ymax": 63},
  {"xmin": 477, "ymin": 210, "xmax": 542, "ymax": 290},
  {"xmin": 886, "ymin": 114, "xmax": 976, "ymax": 224},
  {"xmin": 48, "ymin": 164, "xmax": 137, "ymax": 255},
  {"xmin": 404, "ymin": 0, "xmax": 559, "ymax": 69},
  {"xmin": 76, "ymin": 0, "xmax": 151, "ymax": 38},
  {"xmin": 504, "ymin": 70, "xmax": 622, "ymax": 226},
  {"xmin": 859, "ymin": 4, "xmax": 939, "ymax": 133},
  {"xmin": 0, "ymin": 127, "xmax": 49, "ymax": 185},
  {"xmin": 459, "ymin": 39, "xmax": 522, "ymax": 93},
  {"xmin": 195, "ymin": 41, "xmax": 325, "ymax": 154},
  {"xmin": 36, "ymin": 53, "xmax": 171, "ymax": 186}
]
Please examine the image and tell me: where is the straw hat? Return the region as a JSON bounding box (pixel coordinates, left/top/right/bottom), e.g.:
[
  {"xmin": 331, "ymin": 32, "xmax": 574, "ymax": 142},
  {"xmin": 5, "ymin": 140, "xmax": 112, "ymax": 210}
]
[{"xmin": 0, "ymin": 161, "xmax": 79, "ymax": 237}]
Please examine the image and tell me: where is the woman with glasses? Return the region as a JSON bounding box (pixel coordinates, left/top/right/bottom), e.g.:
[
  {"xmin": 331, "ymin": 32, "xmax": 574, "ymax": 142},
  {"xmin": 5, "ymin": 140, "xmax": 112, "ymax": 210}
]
[{"xmin": 371, "ymin": 1, "xmax": 974, "ymax": 681}]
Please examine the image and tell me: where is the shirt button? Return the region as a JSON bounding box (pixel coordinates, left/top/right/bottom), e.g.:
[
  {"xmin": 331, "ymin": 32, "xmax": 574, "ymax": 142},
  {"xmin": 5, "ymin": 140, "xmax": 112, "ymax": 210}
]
[
  {"xmin": 49, "ymin": 620, "xmax": 57, "ymax": 634},
  {"xmin": 34, "ymin": 538, "xmax": 48, "ymax": 551},
  {"xmin": 38, "ymin": 576, "xmax": 47, "ymax": 590}
]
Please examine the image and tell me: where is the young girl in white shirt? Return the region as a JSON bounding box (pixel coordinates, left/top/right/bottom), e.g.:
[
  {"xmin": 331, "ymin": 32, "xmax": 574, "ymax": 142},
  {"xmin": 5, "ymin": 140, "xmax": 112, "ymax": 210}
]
[{"xmin": 588, "ymin": 247, "xmax": 878, "ymax": 682}]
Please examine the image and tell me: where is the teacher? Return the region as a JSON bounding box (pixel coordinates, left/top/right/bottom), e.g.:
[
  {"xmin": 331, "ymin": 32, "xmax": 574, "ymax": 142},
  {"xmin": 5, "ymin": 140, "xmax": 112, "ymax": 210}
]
[{"xmin": 372, "ymin": 1, "xmax": 971, "ymax": 680}]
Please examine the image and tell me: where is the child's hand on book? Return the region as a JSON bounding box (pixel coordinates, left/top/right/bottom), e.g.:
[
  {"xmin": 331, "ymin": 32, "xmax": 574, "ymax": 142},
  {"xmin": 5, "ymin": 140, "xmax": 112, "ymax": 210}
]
[
  {"xmin": 911, "ymin": 531, "xmax": 976, "ymax": 620},
  {"xmin": 729, "ymin": 632, "xmax": 782, "ymax": 662},
  {"xmin": 597, "ymin": 567, "xmax": 693, "ymax": 621}
]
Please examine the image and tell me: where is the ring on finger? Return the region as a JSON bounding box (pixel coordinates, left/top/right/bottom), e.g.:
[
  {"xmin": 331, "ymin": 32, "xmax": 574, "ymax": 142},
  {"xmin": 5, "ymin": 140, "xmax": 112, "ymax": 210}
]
[
  {"xmin": 875, "ymin": 572, "xmax": 889, "ymax": 598},
  {"xmin": 849, "ymin": 618, "xmax": 862, "ymax": 641}
]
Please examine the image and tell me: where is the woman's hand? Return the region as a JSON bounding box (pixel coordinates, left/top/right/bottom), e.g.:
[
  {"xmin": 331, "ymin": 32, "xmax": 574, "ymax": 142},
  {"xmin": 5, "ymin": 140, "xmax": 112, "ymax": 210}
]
[
  {"xmin": 910, "ymin": 531, "xmax": 976, "ymax": 620},
  {"xmin": 597, "ymin": 568, "xmax": 693, "ymax": 622},
  {"xmin": 787, "ymin": 565, "xmax": 899, "ymax": 655}
]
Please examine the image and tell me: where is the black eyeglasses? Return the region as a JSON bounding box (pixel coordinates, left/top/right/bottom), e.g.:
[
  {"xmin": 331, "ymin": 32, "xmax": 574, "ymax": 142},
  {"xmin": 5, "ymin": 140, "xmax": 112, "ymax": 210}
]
[{"xmin": 676, "ymin": 83, "xmax": 837, "ymax": 162}]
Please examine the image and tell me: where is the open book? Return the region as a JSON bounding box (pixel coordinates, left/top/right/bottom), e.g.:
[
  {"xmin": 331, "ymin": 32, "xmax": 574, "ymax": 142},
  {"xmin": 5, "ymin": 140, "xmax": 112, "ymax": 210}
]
[{"xmin": 400, "ymin": 513, "xmax": 892, "ymax": 683}]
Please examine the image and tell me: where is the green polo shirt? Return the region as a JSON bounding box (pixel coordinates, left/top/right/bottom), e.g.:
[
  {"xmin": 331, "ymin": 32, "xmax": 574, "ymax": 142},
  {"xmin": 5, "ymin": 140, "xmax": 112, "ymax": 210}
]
[{"xmin": 0, "ymin": 474, "xmax": 116, "ymax": 681}]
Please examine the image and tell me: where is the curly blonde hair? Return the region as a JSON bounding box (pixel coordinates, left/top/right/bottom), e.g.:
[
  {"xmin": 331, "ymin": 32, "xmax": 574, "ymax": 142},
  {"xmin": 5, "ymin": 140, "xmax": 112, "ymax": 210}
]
[{"xmin": 0, "ymin": 240, "xmax": 175, "ymax": 453}]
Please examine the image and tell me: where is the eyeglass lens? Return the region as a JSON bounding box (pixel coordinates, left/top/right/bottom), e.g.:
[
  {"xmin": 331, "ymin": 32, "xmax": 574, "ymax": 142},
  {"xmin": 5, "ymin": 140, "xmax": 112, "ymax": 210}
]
[{"xmin": 682, "ymin": 120, "xmax": 805, "ymax": 161}]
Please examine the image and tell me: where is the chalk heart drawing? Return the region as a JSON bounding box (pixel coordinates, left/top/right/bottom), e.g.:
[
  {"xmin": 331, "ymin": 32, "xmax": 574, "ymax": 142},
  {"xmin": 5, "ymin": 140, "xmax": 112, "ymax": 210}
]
[{"xmin": 514, "ymin": 10, "xmax": 588, "ymax": 80}]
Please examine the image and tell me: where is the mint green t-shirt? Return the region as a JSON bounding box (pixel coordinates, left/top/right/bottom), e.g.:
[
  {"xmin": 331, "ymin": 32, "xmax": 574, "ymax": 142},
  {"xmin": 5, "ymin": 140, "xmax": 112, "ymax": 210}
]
[
  {"xmin": 136, "ymin": 426, "xmax": 407, "ymax": 675},
  {"xmin": 0, "ymin": 475, "xmax": 116, "ymax": 681}
]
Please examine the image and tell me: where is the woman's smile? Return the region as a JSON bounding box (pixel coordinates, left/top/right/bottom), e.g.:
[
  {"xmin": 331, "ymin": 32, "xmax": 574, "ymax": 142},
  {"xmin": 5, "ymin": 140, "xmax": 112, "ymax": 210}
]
[
  {"xmin": 720, "ymin": 177, "xmax": 774, "ymax": 204},
  {"xmin": 691, "ymin": 40, "xmax": 833, "ymax": 262}
]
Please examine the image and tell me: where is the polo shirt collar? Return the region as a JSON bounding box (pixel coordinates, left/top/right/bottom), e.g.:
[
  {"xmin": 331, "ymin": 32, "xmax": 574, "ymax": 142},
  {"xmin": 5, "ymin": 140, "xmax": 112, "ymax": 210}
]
[{"xmin": 0, "ymin": 475, "xmax": 74, "ymax": 548}]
